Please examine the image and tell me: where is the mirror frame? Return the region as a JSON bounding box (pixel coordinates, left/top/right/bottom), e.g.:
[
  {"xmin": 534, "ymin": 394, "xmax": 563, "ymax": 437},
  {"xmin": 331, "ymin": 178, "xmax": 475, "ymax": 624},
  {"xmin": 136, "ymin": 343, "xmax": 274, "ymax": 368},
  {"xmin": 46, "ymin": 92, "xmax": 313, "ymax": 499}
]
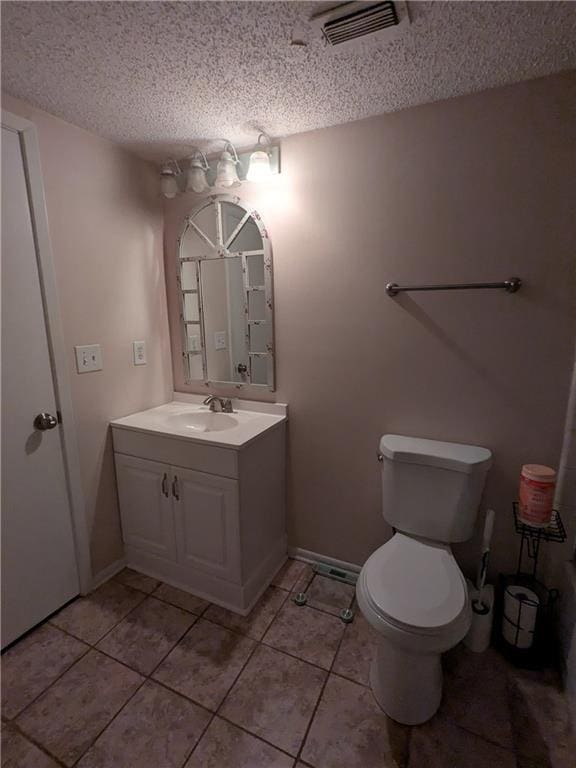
[{"xmin": 177, "ymin": 194, "xmax": 275, "ymax": 391}]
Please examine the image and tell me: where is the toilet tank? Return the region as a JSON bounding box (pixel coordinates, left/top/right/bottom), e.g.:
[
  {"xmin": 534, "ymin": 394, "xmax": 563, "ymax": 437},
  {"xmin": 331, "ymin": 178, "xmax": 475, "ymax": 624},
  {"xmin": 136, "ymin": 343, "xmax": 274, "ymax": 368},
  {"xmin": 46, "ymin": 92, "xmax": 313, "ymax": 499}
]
[{"xmin": 379, "ymin": 435, "xmax": 492, "ymax": 543}]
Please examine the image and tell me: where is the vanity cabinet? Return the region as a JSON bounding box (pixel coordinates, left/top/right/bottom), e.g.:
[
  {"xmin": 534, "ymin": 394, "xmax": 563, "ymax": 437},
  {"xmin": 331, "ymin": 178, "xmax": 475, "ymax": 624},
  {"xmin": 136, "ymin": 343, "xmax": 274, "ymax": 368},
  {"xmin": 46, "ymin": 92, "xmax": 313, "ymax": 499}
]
[
  {"xmin": 115, "ymin": 456, "xmax": 239, "ymax": 580},
  {"xmin": 111, "ymin": 406, "xmax": 286, "ymax": 615}
]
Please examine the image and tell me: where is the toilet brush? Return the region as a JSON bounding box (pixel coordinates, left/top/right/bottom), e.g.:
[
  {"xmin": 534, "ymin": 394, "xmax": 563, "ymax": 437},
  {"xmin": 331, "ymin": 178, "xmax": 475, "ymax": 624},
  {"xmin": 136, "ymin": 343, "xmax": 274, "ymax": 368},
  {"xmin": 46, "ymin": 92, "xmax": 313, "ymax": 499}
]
[{"xmin": 473, "ymin": 508, "xmax": 495, "ymax": 613}]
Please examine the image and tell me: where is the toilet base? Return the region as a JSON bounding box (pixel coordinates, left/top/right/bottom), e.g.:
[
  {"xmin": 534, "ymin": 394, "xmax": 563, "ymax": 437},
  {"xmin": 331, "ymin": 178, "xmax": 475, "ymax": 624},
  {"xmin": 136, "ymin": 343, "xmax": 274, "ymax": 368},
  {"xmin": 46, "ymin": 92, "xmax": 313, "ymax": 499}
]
[{"xmin": 370, "ymin": 636, "xmax": 443, "ymax": 725}]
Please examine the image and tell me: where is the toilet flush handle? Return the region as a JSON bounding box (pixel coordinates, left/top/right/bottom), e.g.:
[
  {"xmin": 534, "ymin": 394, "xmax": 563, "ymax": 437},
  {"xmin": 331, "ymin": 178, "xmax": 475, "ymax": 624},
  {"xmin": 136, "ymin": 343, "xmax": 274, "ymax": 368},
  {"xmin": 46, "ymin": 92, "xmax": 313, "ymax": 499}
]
[{"xmin": 377, "ymin": 453, "xmax": 384, "ymax": 463}]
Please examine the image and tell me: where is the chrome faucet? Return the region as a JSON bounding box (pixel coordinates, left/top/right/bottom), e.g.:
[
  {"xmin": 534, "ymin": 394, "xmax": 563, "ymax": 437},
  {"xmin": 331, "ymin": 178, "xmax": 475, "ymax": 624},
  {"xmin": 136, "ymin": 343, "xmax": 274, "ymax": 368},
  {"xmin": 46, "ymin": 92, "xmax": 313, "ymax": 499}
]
[{"xmin": 203, "ymin": 395, "xmax": 233, "ymax": 413}]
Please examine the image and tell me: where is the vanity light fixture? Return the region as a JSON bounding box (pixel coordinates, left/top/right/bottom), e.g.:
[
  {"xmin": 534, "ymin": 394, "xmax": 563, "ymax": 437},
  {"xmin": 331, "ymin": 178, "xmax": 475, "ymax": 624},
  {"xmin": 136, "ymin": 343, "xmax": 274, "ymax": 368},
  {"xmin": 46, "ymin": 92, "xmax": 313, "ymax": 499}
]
[
  {"xmin": 160, "ymin": 159, "xmax": 181, "ymax": 199},
  {"xmin": 160, "ymin": 134, "xmax": 280, "ymax": 197},
  {"xmin": 186, "ymin": 149, "xmax": 210, "ymax": 193},
  {"xmin": 214, "ymin": 141, "xmax": 241, "ymax": 188},
  {"xmin": 246, "ymin": 133, "xmax": 272, "ymax": 182}
]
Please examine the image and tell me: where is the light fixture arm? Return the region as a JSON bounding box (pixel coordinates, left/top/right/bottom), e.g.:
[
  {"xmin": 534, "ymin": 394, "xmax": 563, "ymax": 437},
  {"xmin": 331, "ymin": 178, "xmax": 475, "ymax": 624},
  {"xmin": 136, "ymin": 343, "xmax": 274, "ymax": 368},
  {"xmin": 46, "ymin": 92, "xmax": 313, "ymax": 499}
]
[
  {"xmin": 256, "ymin": 132, "xmax": 272, "ymax": 150},
  {"xmin": 188, "ymin": 148, "xmax": 209, "ymax": 170},
  {"xmin": 222, "ymin": 140, "xmax": 240, "ymax": 164},
  {"xmin": 165, "ymin": 157, "xmax": 182, "ymax": 175}
]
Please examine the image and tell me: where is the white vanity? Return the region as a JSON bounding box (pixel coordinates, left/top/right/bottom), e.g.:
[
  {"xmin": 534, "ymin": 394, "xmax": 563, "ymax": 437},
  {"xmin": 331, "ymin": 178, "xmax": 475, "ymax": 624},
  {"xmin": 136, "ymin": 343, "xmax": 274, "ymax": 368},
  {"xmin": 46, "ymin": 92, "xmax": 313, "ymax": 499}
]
[{"xmin": 111, "ymin": 394, "xmax": 287, "ymax": 614}]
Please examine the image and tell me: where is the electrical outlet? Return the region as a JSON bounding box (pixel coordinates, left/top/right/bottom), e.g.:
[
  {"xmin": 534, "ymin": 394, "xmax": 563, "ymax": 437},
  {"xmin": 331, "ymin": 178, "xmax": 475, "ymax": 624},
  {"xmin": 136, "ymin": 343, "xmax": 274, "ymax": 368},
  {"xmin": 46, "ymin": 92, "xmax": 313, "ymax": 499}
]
[
  {"xmin": 74, "ymin": 344, "xmax": 102, "ymax": 373},
  {"xmin": 214, "ymin": 331, "xmax": 227, "ymax": 351},
  {"xmin": 133, "ymin": 340, "xmax": 147, "ymax": 366}
]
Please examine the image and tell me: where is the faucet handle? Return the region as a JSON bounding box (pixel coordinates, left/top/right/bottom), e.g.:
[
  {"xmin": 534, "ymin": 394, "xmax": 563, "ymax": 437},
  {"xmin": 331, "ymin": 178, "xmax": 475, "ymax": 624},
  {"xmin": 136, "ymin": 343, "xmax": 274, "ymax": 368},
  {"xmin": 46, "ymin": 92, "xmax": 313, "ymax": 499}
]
[{"xmin": 222, "ymin": 399, "xmax": 234, "ymax": 413}]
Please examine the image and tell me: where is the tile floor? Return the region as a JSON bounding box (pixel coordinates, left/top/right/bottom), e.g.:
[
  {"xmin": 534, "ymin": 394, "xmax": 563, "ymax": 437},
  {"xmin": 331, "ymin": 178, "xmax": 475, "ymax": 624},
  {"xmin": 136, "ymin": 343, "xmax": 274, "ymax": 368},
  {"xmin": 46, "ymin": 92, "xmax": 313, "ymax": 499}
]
[{"xmin": 2, "ymin": 559, "xmax": 575, "ymax": 768}]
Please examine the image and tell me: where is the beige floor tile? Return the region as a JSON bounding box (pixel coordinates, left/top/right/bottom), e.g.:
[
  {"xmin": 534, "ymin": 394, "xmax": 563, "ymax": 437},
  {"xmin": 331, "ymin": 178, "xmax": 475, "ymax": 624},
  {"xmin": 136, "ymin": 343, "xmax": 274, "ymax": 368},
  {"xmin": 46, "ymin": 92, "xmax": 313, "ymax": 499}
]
[
  {"xmin": 1, "ymin": 722, "xmax": 61, "ymax": 768},
  {"xmin": 509, "ymin": 674, "xmax": 576, "ymax": 768},
  {"xmin": 440, "ymin": 645, "xmax": 514, "ymax": 749},
  {"xmin": 220, "ymin": 644, "xmax": 326, "ymax": 756},
  {"xmin": 153, "ymin": 619, "xmax": 255, "ymax": 710},
  {"xmin": 153, "ymin": 583, "xmax": 210, "ymax": 615},
  {"xmin": 332, "ymin": 610, "xmax": 377, "ymax": 686},
  {"xmin": 306, "ymin": 575, "xmax": 355, "ymax": 616},
  {"xmin": 408, "ymin": 715, "xmax": 516, "ymax": 768},
  {"xmin": 263, "ymin": 600, "xmax": 345, "ymax": 669},
  {"xmin": 1, "ymin": 624, "xmax": 88, "ymax": 719},
  {"xmin": 185, "ymin": 716, "xmax": 294, "ymax": 768},
  {"xmin": 50, "ymin": 581, "xmax": 146, "ymax": 644},
  {"xmin": 16, "ymin": 649, "xmax": 143, "ymax": 766},
  {"xmin": 301, "ymin": 674, "xmax": 408, "ymax": 768},
  {"xmin": 96, "ymin": 595, "xmax": 196, "ymax": 675},
  {"xmin": 204, "ymin": 586, "xmax": 288, "ymax": 640},
  {"xmin": 113, "ymin": 567, "xmax": 159, "ymax": 594},
  {"xmin": 272, "ymin": 559, "xmax": 314, "ymax": 592},
  {"xmin": 77, "ymin": 680, "xmax": 210, "ymax": 768}
]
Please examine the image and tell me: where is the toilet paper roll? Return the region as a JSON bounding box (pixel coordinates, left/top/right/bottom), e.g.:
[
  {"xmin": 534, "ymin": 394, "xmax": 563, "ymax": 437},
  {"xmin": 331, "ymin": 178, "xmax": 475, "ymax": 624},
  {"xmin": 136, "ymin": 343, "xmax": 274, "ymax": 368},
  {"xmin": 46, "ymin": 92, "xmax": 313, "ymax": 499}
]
[{"xmin": 503, "ymin": 585, "xmax": 539, "ymax": 649}]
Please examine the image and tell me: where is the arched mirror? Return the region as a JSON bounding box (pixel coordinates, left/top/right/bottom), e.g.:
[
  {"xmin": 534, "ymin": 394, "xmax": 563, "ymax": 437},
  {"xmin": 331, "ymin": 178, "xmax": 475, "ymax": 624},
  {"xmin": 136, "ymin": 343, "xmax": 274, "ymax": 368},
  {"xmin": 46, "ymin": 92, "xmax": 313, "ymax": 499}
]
[{"xmin": 178, "ymin": 195, "xmax": 274, "ymax": 389}]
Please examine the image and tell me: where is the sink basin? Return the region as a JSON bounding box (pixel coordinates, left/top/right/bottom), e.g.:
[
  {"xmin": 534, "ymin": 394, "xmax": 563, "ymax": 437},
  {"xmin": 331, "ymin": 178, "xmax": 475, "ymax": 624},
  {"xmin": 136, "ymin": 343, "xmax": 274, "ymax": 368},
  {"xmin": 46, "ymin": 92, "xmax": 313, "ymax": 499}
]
[{"xmin": 164, "ymin": 411, "xmax": 239, "ymax": 433}]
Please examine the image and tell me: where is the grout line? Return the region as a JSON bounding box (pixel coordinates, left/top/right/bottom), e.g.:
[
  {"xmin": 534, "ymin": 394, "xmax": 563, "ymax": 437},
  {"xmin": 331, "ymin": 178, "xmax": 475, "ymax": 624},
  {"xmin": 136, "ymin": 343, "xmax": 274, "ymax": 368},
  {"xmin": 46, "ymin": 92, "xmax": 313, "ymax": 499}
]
[
  {"xmin": 292, "ymin": 627, "xmax": 347, "ymax": 764},
  {"xmin": 183, "ymin": 631, "xmax": 262, "ymax": 764},
  {"xmin": 10, "ymin": 642, "xmax": 93, "ymax": 722},
  {"xmin": 4, "ymin": 719, "xmax": 69, "ymax": 768}
]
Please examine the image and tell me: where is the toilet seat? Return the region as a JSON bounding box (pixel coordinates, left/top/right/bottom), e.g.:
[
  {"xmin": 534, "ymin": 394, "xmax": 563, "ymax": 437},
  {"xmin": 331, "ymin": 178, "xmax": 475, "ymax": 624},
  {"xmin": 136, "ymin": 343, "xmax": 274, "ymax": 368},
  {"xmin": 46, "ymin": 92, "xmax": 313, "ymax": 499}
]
[{"xmin": 362, "ymin": 533, "xmax": 468, "ymax": 636}]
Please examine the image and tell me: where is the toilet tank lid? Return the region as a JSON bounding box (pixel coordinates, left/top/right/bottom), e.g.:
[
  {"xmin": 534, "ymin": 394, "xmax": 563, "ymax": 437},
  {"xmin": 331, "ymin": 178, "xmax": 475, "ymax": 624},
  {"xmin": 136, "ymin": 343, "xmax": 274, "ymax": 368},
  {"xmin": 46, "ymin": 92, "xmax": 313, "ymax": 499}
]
[{"xmin": 379, "ymin": 435, "xmax": 492, "ymax": 474}]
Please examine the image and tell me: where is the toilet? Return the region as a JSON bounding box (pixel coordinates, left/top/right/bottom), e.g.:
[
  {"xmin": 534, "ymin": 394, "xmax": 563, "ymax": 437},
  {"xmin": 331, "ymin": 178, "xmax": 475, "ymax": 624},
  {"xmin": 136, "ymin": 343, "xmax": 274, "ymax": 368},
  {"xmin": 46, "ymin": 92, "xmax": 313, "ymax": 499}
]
[{"xmin": 356, "ymin": 434, "xmax": 492, "ymax": 725}]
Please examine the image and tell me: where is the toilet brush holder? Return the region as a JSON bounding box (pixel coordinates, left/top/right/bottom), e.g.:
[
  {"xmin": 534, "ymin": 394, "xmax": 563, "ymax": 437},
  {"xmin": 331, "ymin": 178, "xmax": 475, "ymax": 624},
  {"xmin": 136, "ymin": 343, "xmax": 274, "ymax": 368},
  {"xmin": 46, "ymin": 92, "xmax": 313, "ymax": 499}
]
[{"xmin": 464, "ymin": 582, "xmax": 494, "ymax": 653}]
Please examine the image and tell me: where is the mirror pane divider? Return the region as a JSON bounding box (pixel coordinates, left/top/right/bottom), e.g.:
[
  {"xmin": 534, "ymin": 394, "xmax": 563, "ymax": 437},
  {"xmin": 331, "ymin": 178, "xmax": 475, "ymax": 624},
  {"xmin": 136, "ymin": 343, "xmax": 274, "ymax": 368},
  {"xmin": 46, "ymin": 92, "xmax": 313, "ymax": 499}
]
[
  {"xmin": 264, "ymin": 241, "xmax": 275, "ymax": 390},
  {"xmin": 240, "ymin": 249, "xmax": 251, "ymax": 385},
  {"xmin": 215, "ymin": 199, "xmax": 223, "ymax": 249},
  {"xmin": 189, "ymin": 220, "xmax": 216, "ymax": 250},
  {"xmin": 224, "ymin": 210, "xmax": 251, "ymax": 250}
]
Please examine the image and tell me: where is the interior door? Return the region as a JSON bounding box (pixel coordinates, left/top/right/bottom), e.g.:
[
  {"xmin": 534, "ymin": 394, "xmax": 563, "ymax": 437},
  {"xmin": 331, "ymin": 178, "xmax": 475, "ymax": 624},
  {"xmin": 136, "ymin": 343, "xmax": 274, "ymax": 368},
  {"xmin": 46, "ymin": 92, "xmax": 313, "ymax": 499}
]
[
  {"xmin": 1, "ymin": 125, "xmax": 79, "ymax": 648},
  {"xmin": 115, "ymin": 454, "xmax": 176, "ymax": 560},
  {"xmin": 173, "ymin": 466, "xmax": 241, "ymax": 582}
]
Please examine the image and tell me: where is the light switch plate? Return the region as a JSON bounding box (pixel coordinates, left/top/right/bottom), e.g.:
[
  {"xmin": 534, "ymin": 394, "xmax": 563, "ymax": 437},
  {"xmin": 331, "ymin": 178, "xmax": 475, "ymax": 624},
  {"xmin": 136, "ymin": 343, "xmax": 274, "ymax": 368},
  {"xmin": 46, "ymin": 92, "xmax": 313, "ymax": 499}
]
[
  {"xmin": 75, "ymin": 344, "xmax": 102, "ymax": 373},
  {"xmin": 214, "ymin": 331, "xmax": 227, "ymax": 351},
  {"xmin": 133, "ymin": 340, "xmax": 147, "ymax": 366}
]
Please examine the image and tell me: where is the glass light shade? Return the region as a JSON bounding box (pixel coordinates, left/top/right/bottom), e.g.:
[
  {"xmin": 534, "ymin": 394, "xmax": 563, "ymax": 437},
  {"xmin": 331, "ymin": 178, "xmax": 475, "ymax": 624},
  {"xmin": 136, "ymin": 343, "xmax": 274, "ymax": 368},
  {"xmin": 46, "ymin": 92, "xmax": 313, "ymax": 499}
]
[
  {"xmin": 186, "ymin": 163, "xmax": 209, "ymax": 193},
  {"xmin": 214, "ymin": 150, "xmax": 240, "ymax": 188},
  {"xmin": 246, "ymin": 149, "xmax": 271, "ymax": 182},
  {"xmin": 160, "ymin": 170, "xmax": 178, "ymax": 199}
]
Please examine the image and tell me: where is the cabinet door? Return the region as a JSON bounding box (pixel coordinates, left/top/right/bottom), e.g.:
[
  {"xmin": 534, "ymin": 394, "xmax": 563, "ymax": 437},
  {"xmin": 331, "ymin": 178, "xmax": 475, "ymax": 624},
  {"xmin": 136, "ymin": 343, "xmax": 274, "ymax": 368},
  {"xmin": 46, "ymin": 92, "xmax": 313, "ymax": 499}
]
[
  {"xmin": 173, "ymin": 467, "xmax": 240, "ymax": 582},
  {"xmin": 115, "ymin": 454, "xmax": 176, "ymax": 561}
]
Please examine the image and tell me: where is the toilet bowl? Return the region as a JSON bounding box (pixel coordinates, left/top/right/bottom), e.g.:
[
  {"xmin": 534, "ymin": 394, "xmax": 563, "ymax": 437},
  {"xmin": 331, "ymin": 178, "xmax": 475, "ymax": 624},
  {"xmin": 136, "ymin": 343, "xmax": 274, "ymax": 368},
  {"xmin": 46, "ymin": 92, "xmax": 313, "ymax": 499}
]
[
  {"xmin": 358, "ymin": 435, "xmax": 492, "ymax": 725},
  {"xmin": 356, "ymin": 533, "xmax": 471, "ymax": 725}
]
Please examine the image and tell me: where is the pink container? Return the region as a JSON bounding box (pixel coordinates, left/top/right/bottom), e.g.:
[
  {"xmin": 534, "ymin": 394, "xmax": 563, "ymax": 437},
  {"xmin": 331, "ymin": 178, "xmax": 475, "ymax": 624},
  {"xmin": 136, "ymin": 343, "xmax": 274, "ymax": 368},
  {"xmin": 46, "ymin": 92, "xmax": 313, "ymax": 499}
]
[{"xmin": 518, "ymin": 464, "xmax": 556, "ymax": 528}]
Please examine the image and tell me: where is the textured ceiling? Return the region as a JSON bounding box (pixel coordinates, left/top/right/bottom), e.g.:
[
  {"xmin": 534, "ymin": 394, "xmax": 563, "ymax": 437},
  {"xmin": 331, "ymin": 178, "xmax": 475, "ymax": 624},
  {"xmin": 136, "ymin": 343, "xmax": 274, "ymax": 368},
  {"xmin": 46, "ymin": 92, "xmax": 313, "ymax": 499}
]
[{"xmin": 2, "ymin": 1, "xmax": 576, "ymax": 162}]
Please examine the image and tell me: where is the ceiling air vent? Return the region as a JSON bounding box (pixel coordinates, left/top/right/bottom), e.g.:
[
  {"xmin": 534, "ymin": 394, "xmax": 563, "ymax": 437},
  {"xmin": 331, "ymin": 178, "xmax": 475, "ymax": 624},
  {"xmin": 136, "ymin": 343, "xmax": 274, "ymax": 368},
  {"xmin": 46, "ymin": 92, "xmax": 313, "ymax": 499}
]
[{"xmin": 311, "ymin": 2, "xmax": 410, "ymax": 51}]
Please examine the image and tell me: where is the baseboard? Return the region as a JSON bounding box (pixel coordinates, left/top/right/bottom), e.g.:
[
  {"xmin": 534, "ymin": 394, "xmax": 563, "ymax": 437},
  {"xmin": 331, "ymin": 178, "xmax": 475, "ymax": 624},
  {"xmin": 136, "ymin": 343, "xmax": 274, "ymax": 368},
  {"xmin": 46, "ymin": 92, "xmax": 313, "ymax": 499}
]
[
  {"xmin": 288, "ymin": 546, "xmax": 362, "ymax": 574},
  {"xmin": 90, "ymin": 557, "xmax": 126, "ymax": 591}
]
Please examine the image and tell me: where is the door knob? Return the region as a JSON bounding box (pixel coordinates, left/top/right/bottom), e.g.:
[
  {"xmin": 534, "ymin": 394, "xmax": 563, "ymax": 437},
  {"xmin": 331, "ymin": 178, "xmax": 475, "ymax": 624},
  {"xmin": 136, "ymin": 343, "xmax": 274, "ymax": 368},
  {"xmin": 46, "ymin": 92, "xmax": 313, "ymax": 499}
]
[{"xmin": 34, "ymin": 412, "xmax": 58, "ymax": 431}]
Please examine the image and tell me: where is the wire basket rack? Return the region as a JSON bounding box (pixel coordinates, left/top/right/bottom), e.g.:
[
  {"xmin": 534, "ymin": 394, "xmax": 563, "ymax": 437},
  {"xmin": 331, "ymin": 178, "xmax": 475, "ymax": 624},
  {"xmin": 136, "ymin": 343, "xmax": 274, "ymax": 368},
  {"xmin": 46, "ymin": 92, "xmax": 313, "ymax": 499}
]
[{"xmin": 496, "ymin": 504, "xmax": 566, "ymax": 668}]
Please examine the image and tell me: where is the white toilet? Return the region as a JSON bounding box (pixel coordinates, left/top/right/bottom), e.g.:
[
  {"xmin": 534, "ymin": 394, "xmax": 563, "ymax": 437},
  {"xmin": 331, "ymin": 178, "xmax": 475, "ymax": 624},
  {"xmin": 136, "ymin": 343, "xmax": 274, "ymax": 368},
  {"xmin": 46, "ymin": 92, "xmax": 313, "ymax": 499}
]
[{"xmin": 356, "ymin": 434, "xmax": 492, "ymax": 725}]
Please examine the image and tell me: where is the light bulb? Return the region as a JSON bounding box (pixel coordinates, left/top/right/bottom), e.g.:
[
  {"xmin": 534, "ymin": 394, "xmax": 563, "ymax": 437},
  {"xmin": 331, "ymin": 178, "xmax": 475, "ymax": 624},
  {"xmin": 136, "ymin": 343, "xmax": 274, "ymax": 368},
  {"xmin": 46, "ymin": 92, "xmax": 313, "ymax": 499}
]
[
  {"xmin": 246, "ymin": 149, "xmax": 271, "ymax": 182},
  {"xmin": 215, "ymin": 150, "xmax": 240, "ymax": 188},
  {"xmin": 160, "ymin": 166, "xmax": 178, "ymax": 198},
  {"xmin": 186, "ymin": 164, "xmax": 209, "ymax": 193}
]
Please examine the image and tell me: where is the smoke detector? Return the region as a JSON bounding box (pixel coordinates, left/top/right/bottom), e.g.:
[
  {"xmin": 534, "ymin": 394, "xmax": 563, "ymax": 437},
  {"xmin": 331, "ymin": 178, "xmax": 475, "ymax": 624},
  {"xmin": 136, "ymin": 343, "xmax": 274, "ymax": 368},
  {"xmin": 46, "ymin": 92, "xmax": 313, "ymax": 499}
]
[{"xmin": 311, "ymin": 1, "xmax": 410, "ymax": 51}]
